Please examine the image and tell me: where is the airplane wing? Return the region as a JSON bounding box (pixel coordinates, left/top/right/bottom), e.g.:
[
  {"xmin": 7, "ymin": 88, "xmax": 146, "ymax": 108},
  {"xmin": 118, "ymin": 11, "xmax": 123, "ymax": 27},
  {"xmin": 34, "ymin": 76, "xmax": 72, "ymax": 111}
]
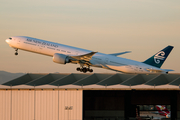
[
  {"xmin": 69, "ymin": 52, "xmax": 97, "ymax": 66},
  {"xmin": 109, "ymin": 51, "xmax": 131, "ymax": 56}
]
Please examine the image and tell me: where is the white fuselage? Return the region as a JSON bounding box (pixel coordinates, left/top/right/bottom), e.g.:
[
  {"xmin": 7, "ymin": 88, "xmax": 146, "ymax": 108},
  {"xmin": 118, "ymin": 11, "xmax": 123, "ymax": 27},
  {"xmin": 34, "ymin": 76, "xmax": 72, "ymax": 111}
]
[{"xmin": 6, "ymin": 36, "xmax": 166, "ymax": 73}]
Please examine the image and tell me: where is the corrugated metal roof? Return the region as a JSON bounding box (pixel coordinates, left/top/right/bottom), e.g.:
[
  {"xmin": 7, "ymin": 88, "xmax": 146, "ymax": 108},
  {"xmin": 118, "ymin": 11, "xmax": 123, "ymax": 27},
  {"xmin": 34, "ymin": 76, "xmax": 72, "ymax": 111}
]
[{"xmin": 1, "ymin": 73, "xmax": 180, "ymax": 89}]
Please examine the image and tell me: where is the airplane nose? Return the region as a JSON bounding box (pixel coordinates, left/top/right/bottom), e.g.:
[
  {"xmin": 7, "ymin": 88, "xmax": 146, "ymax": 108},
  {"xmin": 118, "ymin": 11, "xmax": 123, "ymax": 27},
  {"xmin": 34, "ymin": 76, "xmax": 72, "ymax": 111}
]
[
  {"xmin": 5, "ymin": 39, "xmax": 10, "ymax": 43},
  {"xmin": 5, "ymin": 39, "xmax": 11, "ymax": 44}
]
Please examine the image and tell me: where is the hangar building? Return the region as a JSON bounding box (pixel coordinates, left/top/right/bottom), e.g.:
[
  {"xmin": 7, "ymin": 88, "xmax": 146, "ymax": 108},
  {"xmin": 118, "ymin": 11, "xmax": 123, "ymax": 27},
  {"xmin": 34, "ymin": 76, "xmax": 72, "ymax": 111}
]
[{"xmin": 0, "ymin": 73, "xmax": 180, "ymax": 120}]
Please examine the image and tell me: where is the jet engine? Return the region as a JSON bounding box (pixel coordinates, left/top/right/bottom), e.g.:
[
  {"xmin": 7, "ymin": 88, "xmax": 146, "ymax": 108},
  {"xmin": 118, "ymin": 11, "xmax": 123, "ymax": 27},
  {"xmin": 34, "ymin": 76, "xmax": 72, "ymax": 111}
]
[
  {"xmin": 53, "ymin": 53, "xmax": 70, "ymax": 64},
  {"xmin": 166, "ymin": 114, "xmax": 170, "ymax": 118}
]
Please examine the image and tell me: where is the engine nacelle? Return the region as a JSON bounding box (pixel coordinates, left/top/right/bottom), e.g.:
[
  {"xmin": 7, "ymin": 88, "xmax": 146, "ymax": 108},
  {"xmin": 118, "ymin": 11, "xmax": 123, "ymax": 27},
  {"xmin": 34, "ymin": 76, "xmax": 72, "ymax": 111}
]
[
  {"xmin": 166, "ymin": 114, "xmax": 170, "ymax": 118},
  {"xmin": 53, "ymin": 53, "xmax": 69, "ymax": 64}
]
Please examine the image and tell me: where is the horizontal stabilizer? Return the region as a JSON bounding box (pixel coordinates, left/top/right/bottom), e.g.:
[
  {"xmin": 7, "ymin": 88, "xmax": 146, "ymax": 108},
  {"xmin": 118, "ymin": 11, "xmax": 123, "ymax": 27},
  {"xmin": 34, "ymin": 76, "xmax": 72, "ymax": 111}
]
[
  {"xmin": 146, "ymin": 68, "xmax": 174, "ymax": 72},
  {"xmin": 109, "ymin": 51, "xmax": 131, "ymax": 56},
  {"xmin": 162, "ymin": 69, "xmax": 174, "ymax": 72},
  {"xmin": 146, "ymin": 68, "xmax": 163, "ymax": 72}
]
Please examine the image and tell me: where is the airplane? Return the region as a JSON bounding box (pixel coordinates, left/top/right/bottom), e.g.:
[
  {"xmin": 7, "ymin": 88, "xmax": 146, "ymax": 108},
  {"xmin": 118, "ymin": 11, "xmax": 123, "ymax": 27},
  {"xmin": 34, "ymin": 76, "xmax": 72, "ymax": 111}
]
[
  {"xmin": 154, "ymin": 105, "xmax": 171, "ymax": 118},
  {"xmin": 5, "ymin": 36, "xmax": 174, "ymax": 73}
]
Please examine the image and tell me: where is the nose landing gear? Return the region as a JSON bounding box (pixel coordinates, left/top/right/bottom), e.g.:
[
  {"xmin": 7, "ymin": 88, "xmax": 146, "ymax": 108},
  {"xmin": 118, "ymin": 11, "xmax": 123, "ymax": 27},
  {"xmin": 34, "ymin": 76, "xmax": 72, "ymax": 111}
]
[
  {"xmin": 15, "ymin": 49, "xmax": 18, "ymax": 55},
  {"xmin": 76, "ymin": 67, "xmax": 93, "ymax": 73}
]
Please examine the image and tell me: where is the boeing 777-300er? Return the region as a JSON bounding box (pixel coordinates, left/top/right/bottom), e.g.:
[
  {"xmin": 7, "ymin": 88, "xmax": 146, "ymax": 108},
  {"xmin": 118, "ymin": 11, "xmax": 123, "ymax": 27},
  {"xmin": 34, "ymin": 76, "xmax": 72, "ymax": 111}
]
[{"xmin": 5, "ymin": 36, "xmax": 174, "ymax": 73}]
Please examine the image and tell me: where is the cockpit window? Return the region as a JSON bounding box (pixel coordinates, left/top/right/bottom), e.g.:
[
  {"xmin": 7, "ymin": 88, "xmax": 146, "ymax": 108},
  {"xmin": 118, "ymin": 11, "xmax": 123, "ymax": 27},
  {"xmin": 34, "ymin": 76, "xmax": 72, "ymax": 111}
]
[{"xmin": 9, "ymin": 37, "xmax": 12, "ymax": 40}]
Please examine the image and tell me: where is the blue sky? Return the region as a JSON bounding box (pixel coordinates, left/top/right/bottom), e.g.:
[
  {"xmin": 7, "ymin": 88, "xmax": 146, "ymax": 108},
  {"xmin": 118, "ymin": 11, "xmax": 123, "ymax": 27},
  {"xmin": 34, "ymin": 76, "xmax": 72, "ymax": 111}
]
[{"xmin": 1, "ymin": 0, "xmax": 180, "ymax": 73}]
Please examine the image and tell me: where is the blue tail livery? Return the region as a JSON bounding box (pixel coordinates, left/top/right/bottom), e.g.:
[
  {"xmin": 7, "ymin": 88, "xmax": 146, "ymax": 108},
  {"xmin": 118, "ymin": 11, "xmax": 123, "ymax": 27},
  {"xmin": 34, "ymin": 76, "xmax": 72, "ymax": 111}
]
[{"xmin": 143, "ymin": 45, "xmax": 174, "ymax": 68}]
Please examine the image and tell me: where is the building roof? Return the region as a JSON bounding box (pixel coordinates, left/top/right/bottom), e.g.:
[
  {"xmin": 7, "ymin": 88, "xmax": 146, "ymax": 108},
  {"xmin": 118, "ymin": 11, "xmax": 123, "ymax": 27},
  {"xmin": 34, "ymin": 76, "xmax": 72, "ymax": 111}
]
[{"xmin": 1, "ymin": 73, "xmax": 180, "ymax": 90}]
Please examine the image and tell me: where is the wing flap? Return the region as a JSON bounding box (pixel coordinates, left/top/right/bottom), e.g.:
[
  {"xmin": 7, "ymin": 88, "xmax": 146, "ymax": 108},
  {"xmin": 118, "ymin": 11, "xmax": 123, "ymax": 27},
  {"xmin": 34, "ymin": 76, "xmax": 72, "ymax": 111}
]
[
  {"xmin": 70, "ymin": 52, "xmax": 97, "ymax": 61},
  {"xmin": 69, "ymin": 52, "xmax": 97, "ymax": 66}
]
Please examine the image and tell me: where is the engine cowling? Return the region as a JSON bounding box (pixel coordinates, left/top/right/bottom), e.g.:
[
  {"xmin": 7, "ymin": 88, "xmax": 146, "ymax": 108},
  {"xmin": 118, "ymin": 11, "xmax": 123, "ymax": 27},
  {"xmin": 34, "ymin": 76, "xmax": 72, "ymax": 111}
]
[
  {"xmin": 166, "ymin": 114, "xmax": 170, "ymax": 118},
  {"xmin": 53, "ymin": 53, "xmax": 69, "ymax": 64}
]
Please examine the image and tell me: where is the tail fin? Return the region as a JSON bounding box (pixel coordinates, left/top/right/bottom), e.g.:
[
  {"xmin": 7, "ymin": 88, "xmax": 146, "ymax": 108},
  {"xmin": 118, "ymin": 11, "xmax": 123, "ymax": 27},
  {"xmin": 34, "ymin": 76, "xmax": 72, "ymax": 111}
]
[
  {"xmin": 143, "ymin": 45, "xmax": 174, "ymax": 68},
  {"xmin": 156, "ymin": 105, "xmax": 168, "ymax": 111},
  {"xmin": 156, "ymin": 105, "xmax": 170, "ymax": 114}
]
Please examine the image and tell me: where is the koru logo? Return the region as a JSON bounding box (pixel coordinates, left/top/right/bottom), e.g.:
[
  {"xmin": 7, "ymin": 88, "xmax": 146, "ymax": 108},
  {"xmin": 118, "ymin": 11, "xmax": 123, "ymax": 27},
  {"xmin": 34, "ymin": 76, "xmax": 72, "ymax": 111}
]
[
  {"xmin": 160, "ymin": 106, "xmax": 165, "ymax": 110},
  {"xmin": 154, "ymin": 51, "xmax": 165, "ymax": 64}
]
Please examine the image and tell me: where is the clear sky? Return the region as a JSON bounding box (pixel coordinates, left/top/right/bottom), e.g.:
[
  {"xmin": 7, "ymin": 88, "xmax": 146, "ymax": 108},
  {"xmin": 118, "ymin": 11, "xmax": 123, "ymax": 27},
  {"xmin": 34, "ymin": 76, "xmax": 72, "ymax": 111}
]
[{"xmin": 1, "ymin": 0, "xmax": 180, "ymax": 73}]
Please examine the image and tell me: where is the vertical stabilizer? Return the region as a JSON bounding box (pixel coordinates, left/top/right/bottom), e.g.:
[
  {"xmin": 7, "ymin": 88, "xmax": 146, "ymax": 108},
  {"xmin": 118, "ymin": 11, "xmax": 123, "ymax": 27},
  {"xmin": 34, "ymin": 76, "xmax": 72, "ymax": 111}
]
[{"xmin": 143, "ymin": 45, "xmax": 174, "ymax": 68}]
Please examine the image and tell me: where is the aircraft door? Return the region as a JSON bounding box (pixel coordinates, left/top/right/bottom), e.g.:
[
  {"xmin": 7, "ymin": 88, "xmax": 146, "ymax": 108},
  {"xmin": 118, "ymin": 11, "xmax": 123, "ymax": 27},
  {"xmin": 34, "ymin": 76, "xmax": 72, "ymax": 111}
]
[
  {"xmin": 104, "ymin": 58, "xmax": 109, "ymax": 64},
  {"xmin": 134, "ymin": 65, "xmax": 144, "ymax": 72},
  {"xmin": 75, "ymin": 51, "xmax": 79, "ymax": 55},
  {"xmin": 16, "ymin": 38, "xmax": 20, "ymax": 44},
  {"xmin": 14, "ymin": 38, "xmax": 21, "ymax": 46}
]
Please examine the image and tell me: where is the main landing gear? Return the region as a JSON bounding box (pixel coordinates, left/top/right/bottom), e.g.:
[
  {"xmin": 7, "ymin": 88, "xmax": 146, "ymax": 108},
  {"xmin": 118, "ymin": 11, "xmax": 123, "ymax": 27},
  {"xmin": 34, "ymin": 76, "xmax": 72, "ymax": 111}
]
[
  {"xmin": 76, "ymin": 67, "xmax": 93, "ymax": 73},
  {"xmin": 15, "ymin": 49, "xmax": 18, "ymax": 55}
]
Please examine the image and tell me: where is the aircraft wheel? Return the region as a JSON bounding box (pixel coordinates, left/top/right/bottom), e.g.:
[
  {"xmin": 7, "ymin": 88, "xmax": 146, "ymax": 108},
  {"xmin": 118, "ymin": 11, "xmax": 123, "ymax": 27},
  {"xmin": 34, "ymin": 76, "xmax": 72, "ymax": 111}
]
[
  {"xmin": 76, "ymin": 67, "xmax": 80, "ymax": 71},
  {"xmin": 15, "ymin": 52, "xmax": 18, "ymax": 55},
  {"xmin": 82, "ymin": 68, "xmax": 87, "ymax": 73},
  {"xmin": 89, "ymin": 69, "xmax": 93, "ymax": 72}
]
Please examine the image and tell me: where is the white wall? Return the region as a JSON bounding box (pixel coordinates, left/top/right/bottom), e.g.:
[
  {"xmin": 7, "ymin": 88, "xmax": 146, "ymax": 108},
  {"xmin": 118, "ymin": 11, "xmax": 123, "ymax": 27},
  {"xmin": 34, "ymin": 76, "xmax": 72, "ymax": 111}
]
[
  {"xmin": 0, "ymin": 90, "xmax": 11, "ymax": 120},
  {"xmin": 0, "ymin": 89, "xmax": 82, "ymax": 120}
]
